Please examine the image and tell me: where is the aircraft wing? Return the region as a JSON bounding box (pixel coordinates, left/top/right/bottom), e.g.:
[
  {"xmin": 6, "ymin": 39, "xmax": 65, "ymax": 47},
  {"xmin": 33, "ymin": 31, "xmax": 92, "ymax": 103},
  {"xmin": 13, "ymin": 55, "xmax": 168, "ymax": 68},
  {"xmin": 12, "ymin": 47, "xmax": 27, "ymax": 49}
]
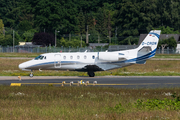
[
  {"xmin": 75, "ymin": 63, "xmax": 120, "ymax": 72},
  {"xmin": 95, "ymin": 64, "xmax": 120, "ymax": 71}
]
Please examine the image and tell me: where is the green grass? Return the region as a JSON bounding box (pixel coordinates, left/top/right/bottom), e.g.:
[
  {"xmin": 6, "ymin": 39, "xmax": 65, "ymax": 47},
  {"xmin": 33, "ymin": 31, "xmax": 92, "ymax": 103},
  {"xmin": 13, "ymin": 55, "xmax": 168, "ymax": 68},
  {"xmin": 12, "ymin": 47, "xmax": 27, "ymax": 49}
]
[
  {"xmin": 0, "ymin": 86, "xmax": 180, "ymax": 119},
  {"xmin": 154, "ymin": 54, "xmax": 180, "ymax": 58}
]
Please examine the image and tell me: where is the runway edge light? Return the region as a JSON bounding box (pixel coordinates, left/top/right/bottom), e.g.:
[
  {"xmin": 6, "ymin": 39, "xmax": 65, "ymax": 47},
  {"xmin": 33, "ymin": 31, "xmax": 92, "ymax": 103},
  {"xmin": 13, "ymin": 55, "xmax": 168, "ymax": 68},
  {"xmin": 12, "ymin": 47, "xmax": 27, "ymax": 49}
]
[
  {"xmin": 93, "ymin": 81, "xmax": 97, "ymax": 86},
  {"xmin": 70, "ymin": 81, "xmax": 73, "ymax": 86},
  {"xmin": 85, "ymin": 81, "xmax": 89, "ymax": 86},
  {"xmin": 18, "ymin": 76, "xmax": 21, "ymax": 81},
  {"xmin": 62, "ymin": 81, "xmax": 66, "ymax": 86}
]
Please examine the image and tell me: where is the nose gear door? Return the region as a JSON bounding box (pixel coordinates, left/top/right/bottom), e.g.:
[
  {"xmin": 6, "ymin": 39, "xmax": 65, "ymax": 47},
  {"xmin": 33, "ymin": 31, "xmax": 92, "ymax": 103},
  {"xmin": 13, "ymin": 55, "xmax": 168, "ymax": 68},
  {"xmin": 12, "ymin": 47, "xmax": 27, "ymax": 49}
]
[{"xmin": 54, "ymin": 54, "xmax": 61, "ymax": 68}]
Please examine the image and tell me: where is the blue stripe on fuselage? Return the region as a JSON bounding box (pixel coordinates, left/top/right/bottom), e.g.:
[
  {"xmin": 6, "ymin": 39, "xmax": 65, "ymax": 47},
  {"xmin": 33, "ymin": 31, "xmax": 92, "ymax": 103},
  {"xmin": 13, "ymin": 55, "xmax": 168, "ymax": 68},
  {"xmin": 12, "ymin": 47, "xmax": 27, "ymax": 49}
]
[{"xmin": 27, "ymin": 61, "xmax": 81, "ymax": 68}]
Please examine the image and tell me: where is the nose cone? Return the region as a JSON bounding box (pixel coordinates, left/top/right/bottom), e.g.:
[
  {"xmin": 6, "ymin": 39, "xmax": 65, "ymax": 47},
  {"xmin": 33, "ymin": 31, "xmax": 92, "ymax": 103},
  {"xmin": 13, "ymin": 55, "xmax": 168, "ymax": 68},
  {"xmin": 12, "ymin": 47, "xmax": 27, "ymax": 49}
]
[{"xmin": 19, "ymin": 63, "xmax": 27, "ymax": 69}]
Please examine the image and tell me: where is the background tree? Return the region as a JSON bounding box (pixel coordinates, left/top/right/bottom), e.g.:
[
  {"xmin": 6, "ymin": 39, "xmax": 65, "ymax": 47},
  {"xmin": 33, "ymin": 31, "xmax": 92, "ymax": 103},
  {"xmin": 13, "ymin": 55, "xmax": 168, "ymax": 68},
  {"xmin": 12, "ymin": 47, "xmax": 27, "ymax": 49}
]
[
  {"xmin": 0, "ymin": 35, "xmax": 13, "ymax": 46},
  {"xmin": 115, "ymin": 0, "xmax": 140, "ymax": 36},
  {"xmin": 139, "ymin": 0, "xmax": 159, "ymax": 32},
  {"xmin": 119, "ymin": 36, "xmax": 138, "ymax": 45},
  {"xmin": 0, "ymin": 19, "xmax": 4, "ymax": 35},
  {"xmin": 95, "ymin": 8, "xmax": 108, "ymax": 43},
  {"xmin": 158, "ymin": 37, "xmax": 177, "ymax": 49},
  {"xmin": 32, "ymin": 32, "xmax": 55, "ymax": 46},
  {"xmin": 57, "ymin": 37, "xmax": 86, "ymax": 47},
  {"xmin": 1, "ymin": 0, "xmax": 180, "ymax": 46},
  {"xmin": 18, "ymin": 20, "xmax": 33, "ymax": 32},
  {"xmin": 84, "ymin": 13, "xmax": 94, "ymax": 44},
  {"xmin": 89, "ymin": 28, "xmax": 99, "ymax": 43},
  {"xmin": 77, "ymin": 9, "xmax": 85, "ymax": 34},
  {"xmin": 0, "ymin": 0, "xmax": 22, "ymax": 28},
  {"xmin": 157, "ymin": 26, "xmax": 179, "ymax": 34},
  {"xmin": 22, "ymin": 30, "xmax": 37, "ymax": 42}
]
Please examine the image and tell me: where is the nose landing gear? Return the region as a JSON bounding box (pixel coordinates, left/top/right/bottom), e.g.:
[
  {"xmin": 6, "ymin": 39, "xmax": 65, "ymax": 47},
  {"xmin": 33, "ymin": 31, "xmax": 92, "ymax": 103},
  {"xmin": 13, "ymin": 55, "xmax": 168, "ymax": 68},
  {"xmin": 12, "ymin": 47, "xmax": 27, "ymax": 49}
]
[{"xmin": 29, "ymin": 70, "xmax": 33, "ymax": 77}]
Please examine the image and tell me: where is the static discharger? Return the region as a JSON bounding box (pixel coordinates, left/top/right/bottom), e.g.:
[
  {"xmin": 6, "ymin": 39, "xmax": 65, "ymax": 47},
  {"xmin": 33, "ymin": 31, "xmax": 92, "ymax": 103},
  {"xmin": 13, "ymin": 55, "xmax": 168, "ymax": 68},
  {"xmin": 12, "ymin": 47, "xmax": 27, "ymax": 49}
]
[{"xmin": 18, "ymin": 76, "xmax": 21, "ymax": 81}]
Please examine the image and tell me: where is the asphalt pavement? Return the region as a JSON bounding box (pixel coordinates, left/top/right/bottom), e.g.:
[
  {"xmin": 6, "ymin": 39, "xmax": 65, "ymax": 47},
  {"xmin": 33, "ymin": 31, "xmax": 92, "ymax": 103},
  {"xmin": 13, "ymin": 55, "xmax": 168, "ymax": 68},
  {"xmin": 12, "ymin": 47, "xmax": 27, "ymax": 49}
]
[{"xmin": 1, "ymin": 76, "xmax": 180, "ymax": 88}]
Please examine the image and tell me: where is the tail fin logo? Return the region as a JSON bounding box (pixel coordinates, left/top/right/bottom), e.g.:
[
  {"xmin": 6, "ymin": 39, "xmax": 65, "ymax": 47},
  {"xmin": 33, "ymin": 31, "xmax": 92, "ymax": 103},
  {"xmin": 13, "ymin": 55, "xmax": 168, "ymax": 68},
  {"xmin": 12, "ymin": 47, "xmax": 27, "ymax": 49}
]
[
  {"xmin": 142, "ymin": 42, "xmax": 157, "ymax": 46},
  {"xmin": 149, "ymin": 32, "xmax": 160, "ymax": 38}
]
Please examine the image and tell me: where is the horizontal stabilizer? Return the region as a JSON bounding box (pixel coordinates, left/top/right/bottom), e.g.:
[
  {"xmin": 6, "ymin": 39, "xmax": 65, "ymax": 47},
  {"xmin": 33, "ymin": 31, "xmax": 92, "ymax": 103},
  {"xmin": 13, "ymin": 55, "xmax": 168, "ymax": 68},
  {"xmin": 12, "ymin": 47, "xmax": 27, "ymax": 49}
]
[{"xmin": 136, "ymin": 60, "xmax": 146, "ymax": 64}]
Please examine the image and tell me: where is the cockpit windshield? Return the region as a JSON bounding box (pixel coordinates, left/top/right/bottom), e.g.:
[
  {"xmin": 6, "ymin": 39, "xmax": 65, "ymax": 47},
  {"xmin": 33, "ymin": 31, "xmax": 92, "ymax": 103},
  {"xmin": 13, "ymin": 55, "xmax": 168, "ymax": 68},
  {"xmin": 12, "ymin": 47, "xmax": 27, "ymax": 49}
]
[{"xmin": 34, "ymin": 55, "xmax": 46, "ymax": 60}]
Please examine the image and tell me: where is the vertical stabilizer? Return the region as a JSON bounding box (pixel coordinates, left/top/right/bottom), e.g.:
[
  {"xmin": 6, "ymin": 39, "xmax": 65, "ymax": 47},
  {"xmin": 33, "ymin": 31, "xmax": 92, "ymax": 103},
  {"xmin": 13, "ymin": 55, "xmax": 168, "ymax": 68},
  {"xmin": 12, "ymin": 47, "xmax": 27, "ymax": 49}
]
[
  {"xmin": 136, "ymin": 30, "xmax": 161, "ymax": 64},
  {"xmin": 138, "ymin": 30, "xmax": 161, "ymax": 51}
]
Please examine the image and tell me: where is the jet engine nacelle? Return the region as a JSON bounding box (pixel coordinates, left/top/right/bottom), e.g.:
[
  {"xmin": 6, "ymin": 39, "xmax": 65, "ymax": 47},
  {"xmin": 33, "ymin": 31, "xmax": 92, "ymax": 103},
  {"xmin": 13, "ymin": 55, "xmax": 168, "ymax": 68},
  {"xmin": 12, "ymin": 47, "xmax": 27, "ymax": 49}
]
[{"xmin": 98, "ymin": 52, "xmax": 118, "ymax": 61}]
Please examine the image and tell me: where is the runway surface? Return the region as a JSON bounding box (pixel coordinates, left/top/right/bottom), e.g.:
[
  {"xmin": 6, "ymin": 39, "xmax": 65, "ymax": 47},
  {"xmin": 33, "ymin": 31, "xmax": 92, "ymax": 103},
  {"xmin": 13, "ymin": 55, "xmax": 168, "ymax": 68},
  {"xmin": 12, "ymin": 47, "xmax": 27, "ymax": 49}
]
[{"xmin": 0, "ymin": 76, "xmax": 180, "ymax": 88}]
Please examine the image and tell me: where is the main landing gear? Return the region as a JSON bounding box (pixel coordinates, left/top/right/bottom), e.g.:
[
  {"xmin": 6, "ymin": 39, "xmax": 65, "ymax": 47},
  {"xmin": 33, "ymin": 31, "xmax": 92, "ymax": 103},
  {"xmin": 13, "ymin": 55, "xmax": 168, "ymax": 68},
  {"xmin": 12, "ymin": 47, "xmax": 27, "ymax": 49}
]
[
  {"xmin": 88, "ymin": 71, "xmax": 95, "ymax": 77},
  {"xmin": 29, "ymin": 70, "xmax": 33, "ymax": 77}
]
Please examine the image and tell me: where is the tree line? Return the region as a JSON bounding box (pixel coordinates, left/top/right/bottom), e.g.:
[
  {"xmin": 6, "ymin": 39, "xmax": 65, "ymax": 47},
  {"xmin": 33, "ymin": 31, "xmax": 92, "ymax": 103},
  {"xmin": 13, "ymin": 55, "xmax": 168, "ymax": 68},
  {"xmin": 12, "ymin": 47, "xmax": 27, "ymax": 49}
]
[{"xmin": 0, "ymin": 0, "xmax": 180, "ymax": 47}]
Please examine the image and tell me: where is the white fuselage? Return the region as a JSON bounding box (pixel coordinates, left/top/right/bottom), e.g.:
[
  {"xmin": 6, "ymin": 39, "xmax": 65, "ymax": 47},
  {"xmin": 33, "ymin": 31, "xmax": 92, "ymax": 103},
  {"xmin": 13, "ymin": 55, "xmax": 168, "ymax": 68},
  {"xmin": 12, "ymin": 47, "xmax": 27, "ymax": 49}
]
[{"xmin": 19, "ymin": 48, "xmax": 140, "ymax": 72}]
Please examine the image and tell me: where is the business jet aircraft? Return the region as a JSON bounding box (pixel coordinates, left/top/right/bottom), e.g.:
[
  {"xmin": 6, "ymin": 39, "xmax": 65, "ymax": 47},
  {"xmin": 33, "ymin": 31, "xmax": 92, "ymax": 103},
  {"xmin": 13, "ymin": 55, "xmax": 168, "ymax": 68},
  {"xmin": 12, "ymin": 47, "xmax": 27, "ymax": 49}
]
[{"xmin": 19, "ymin": 30, "xmax": 161, "ymax": 77}]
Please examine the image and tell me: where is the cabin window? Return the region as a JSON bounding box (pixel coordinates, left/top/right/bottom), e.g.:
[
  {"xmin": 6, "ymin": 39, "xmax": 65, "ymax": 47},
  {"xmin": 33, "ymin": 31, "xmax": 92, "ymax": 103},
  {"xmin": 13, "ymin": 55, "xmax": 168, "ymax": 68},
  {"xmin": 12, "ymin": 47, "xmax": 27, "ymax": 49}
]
[
  {"xmin": 63, "ymin": 56, "xmax": 66, "ymax": 59},
  {"xmin": 70, "ymin": 56, "xmax": 73, "ymax": 59},
  {"xmin": 92, "ymin": 55, "xmax": 95, "ymax": 59},
  {"xmin": 84, "ymin": 55, "xmax": 87, "ymax": 59},
  {"xmin": 34, "ymin": 55, "xmax": 42, "ymax": 60},
  {"xmin": 119, "ymin": 53, "xmax": 124, "ymax": 55},
  {"xmin": 40, "ymin": 56, "xmax": 44, "ymax": 60},
  {"xmin": 34, "ymin": 55, "xmax": 45, "ymax": 60},
  {"xmin": 77, "ymin": 55, "xmax": 80, "ymax": 59}
]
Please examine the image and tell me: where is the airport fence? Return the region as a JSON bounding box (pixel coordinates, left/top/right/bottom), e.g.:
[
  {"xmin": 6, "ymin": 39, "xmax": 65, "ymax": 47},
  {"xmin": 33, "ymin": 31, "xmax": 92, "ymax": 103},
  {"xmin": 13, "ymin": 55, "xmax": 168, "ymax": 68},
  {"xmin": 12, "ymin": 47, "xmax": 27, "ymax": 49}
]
[
  {"xmin": 0, "ymin": 46, "xmax": 178, "ymax": 54},
  {"xmin": 156, "ymin": 48, "xmax": 178, "ymax": 54},
  {"xmin": 0, "ymin": 46, "xmax": 108, "ymax": 53}
]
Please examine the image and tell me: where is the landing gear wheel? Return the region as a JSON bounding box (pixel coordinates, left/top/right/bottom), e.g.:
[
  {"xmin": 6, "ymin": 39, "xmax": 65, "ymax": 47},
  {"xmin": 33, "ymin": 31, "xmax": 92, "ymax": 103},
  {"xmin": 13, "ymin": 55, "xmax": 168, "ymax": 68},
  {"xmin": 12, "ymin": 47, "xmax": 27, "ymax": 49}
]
[
  {"xmin": 88, "ymin": 71, "xmax": 95, "ymax": 77},
  {"xmin": 30, "ymin": 73, "xmax": 33, "ymax": 77}
]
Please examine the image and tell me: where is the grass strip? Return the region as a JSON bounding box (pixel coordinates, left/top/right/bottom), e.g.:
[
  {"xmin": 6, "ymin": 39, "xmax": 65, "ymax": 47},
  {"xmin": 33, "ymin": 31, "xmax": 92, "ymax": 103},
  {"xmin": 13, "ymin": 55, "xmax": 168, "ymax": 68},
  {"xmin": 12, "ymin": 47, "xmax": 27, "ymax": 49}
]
[{"xmin": 0, "ymin": 86, "xmax": 180, "ymax": 119}]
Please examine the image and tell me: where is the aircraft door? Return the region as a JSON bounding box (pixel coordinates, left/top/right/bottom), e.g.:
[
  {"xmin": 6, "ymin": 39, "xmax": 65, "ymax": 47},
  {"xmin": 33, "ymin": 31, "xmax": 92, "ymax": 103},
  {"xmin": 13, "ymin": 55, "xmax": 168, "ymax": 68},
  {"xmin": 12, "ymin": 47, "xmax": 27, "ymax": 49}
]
[{"xmin": 54, "ymin": 54, "xmax": 61, "ymax": 68}]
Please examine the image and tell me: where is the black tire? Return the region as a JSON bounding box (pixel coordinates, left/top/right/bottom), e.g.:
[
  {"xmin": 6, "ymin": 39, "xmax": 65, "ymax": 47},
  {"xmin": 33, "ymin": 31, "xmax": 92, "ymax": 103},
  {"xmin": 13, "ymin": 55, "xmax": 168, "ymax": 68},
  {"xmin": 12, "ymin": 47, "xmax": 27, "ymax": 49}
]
[{"xmin": 88, "ymin": 71, "xmax": 95, "ymax": 77}]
